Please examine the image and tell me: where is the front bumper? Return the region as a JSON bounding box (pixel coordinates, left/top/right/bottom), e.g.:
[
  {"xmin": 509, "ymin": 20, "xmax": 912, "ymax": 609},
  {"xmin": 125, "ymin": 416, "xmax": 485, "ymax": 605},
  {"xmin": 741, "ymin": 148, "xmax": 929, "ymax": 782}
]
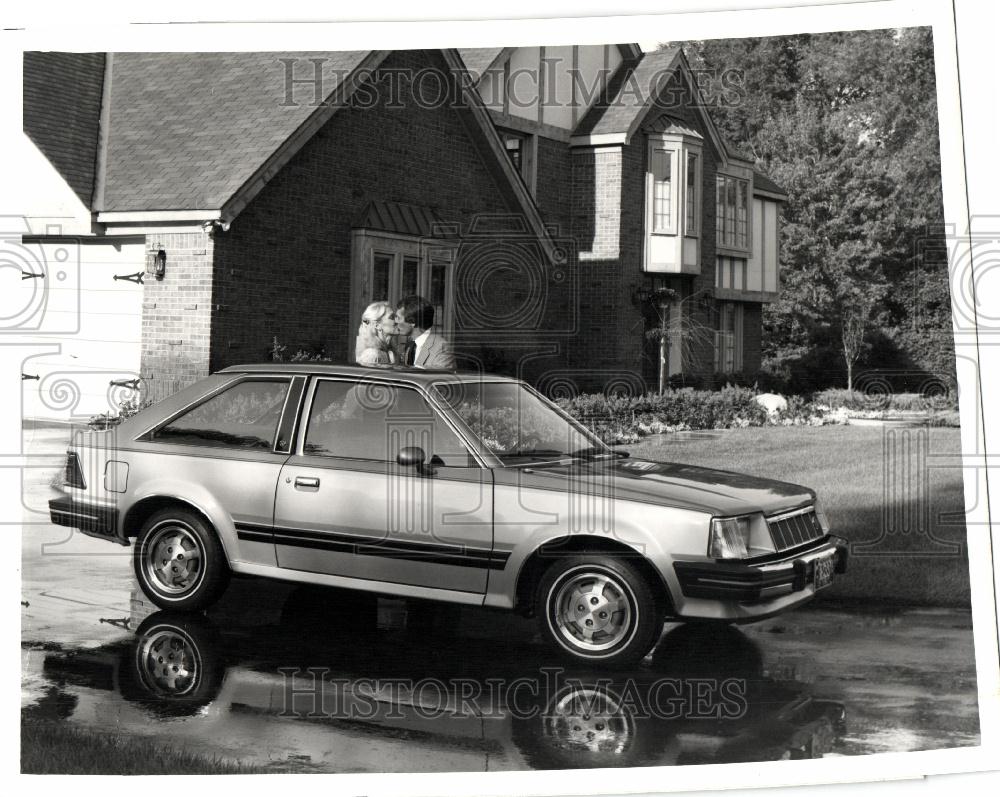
[
  {"xmin": 673, "ymin": 536, "xmax": 848, "ymax": 604},
  {"xmin": 48, "ymin": 495, "xmax": 127, "ymax": 546}
]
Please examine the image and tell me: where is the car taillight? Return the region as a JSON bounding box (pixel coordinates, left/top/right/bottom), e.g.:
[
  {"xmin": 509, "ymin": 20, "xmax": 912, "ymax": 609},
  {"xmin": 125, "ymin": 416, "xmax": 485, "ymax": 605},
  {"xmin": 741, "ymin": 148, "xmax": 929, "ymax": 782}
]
[{"xmin": 64, "ymin": 452, "xmax": 86, "ymax": 488}]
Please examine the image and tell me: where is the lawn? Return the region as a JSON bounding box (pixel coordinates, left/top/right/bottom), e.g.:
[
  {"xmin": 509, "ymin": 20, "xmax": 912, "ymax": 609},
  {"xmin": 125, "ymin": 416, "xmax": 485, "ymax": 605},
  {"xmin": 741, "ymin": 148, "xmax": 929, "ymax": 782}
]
[
  {"xmin": 21, "ymin": 718, "xmax": 267, "ymax": 775},
  {"xmin": 623, "ymin": 425, "xmax": 972, "ymax": 607}
]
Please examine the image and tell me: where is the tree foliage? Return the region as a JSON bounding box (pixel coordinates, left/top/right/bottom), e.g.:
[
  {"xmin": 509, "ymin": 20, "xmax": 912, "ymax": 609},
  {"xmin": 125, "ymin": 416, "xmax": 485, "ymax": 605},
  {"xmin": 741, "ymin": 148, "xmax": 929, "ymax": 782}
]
[{"xmin": 674, "ymin": 29, "xmax": 952, "ymax": 391}]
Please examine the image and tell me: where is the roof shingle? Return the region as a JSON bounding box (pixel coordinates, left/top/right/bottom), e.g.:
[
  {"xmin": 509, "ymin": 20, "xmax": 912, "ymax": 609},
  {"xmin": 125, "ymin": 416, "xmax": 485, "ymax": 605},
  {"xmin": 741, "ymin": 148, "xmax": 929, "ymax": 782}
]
[
  {"xmin": 101, "ymin": 51, "xmax": 368, "ymax": 211},
  {"xmin": 573, "ymin": 46, "xmax": 681, "ymax": 138},
  {"xmin": 23, "ymin": 52, "xmax": 106, "ymax": 206},
  {"xmin": 457, "ymin": 48, "xmax": 506, "ymax": 82}
]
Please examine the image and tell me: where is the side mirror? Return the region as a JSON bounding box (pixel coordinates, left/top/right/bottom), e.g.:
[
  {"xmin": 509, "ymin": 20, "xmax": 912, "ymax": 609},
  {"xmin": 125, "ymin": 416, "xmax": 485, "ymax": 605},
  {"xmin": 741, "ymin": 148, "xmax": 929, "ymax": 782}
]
[{"xmin": 396, "ymin": 446, "xmax": 426, "ymax": 467}]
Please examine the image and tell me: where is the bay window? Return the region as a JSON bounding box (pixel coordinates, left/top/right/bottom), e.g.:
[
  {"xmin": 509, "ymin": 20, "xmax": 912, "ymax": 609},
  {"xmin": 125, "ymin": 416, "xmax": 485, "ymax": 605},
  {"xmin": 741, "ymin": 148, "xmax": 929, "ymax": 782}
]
[{"xmin": 644, "ymin": 128, "xmax": 702, "ymax": 273}]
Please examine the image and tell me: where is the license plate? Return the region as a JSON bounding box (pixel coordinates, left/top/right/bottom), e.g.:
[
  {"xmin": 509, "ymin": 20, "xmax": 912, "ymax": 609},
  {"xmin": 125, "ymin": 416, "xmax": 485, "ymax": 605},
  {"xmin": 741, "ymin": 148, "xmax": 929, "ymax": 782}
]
[{"xmin": 814, "ymin": 554, "xmax": 835, "ymax": 590}]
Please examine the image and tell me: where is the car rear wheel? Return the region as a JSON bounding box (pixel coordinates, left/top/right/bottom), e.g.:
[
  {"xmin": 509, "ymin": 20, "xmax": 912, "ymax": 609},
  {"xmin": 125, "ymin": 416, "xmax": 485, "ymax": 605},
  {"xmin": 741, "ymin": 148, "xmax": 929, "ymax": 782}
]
[
  {"xmin": 536, "ymin": 555, "xmax": 662, "ymax": 666},
  {"xmin": 133, "ymin": 508, "xmax": 230, "ymax": 611}
]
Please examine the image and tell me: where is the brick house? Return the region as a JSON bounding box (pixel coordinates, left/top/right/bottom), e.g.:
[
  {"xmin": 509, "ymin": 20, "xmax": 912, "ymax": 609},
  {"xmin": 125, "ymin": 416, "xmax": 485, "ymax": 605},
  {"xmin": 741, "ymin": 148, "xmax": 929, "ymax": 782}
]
[{"xmin": 21, "ymin": 45, "xmax": 785, "ymax": 418}]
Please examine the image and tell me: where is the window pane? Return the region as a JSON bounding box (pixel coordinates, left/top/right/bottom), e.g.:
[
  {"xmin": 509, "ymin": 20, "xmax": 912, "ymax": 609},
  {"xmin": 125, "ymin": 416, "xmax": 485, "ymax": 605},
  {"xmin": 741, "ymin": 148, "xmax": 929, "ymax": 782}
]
[
  {"xmin": 304, "ymin": 380, "xmax": 473, "ymax": 466},
  {"xmin": 686, "ymin": 153, "xmax": 697, "ymax": 234},
  {"xmin": 504, "ymin": 133, "xmax": 523, "ymax": 172},
  {"xmin": 154, "ymin": 380, "xmax": 289, "ymax": 449},
  {"xmin": 736, "ymin": 180, "xmax": 748, "ymax": 248},
  {"xmin": 402, "ymin": 256, "xmax": 419, "ymax": 298},
  {"xmin": 716, "ymin": 176, "xmax": 725, "ymax": 245},
  {"xmin": 430, "ymin": 261, "xmax": 447, "ymax": 331},
  {"xmin": 725, "ymin": 177, "xmax": 736, "ymax": 246},
  {"xmin": 372, "ymin": 253, "xmax": 391, "ymax": 302},
  {"xmin": 653, "ymin": 149, "xmax": 672, "ymax": 231}
]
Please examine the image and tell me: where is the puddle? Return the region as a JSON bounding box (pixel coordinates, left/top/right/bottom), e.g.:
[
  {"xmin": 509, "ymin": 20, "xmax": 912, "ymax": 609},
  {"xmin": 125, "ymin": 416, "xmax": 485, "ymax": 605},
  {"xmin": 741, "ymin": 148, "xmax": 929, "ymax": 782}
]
[{"xmin": 21, "ymin": 584, "xmax": 981, "ymax": 773}]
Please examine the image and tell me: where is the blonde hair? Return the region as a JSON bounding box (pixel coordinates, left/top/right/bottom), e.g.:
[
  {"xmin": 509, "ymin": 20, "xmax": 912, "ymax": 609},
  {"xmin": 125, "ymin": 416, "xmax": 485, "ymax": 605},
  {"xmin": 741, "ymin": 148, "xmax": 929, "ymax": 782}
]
[{"xmin": 354, "ymin": 301, "xmax": 393, "ymax": 361}]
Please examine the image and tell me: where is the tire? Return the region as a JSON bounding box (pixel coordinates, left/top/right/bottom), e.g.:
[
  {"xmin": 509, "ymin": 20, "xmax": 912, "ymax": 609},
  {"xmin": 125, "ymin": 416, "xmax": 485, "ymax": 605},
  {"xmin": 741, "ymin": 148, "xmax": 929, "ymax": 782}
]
[
  {"xmin": 536, "ymin": 555, "xmax": 662, "ymax": 667},
  {"xmin": 133, "ymin": 508, "xmax": 230, "ymax": 611},
  {"xmin": 119, "ymin": 612, "xmax": 224, "ymax": 716}
]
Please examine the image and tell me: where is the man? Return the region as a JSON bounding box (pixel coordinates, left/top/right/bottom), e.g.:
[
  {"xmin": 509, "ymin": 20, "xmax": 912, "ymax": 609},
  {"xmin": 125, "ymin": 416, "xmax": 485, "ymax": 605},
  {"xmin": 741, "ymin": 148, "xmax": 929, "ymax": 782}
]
[{"xmin": 395, "ymin": 295, "xmax": 455, "ymax": 369}]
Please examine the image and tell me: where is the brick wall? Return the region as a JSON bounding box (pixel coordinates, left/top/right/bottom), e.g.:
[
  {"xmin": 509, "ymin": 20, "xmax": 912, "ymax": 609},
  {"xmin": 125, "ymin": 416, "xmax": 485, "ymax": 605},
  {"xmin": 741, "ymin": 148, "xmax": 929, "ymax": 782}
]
[
  {"xmin": 572, "ymin": 147, "xmax": 622, "ymax": 261},
  {"xmin": 139, "ymin": 231, "xmax": 214, "ymax": 402},
  {"xmin": 211, "ymin": 49, "xmax": 536, "ymax": 375}
]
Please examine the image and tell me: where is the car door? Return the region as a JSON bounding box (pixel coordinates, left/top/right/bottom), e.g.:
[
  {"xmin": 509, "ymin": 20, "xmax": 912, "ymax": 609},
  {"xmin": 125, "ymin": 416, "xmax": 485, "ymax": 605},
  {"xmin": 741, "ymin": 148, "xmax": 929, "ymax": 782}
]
[{"xmin": 272, "ymin": 377, "xmax": 495, "ymax": 596}]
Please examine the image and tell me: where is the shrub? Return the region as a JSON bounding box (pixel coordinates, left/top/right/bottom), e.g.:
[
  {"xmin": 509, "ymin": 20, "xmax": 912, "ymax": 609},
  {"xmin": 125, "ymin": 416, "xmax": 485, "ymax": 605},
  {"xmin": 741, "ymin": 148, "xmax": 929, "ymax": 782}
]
[
  {"xmin": 557, "ymin": 386, "xmax": 770, "ymax": 442},
  {"xmin": 270, "ymin": 336, "xmax": 332, "ymax": 363},
  {"xmin": 87, "ymin": 395, "xmax": 153, "ymax": 430}
]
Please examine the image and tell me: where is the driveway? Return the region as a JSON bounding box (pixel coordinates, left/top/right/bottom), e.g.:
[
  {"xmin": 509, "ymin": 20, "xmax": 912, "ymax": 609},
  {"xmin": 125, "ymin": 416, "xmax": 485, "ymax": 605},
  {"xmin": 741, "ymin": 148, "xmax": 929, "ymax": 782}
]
[{"xmin": 21, "ymin": 422, "xmax": 981, "ymax": 772}]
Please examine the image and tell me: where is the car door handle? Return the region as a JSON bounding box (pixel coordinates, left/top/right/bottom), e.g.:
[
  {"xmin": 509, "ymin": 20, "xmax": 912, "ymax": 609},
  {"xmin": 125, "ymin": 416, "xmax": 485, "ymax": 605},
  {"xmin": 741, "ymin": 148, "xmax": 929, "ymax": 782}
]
[{"xmin": 293, "ymin": 476, "xmax": 320, "ymax": 490}]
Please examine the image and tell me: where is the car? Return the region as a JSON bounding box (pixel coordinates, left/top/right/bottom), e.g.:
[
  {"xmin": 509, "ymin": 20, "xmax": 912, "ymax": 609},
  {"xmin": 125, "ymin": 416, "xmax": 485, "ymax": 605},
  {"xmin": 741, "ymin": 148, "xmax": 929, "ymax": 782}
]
[{"xmin": 49, "ymin": 363, "xmax": 848, "ymax": 666}]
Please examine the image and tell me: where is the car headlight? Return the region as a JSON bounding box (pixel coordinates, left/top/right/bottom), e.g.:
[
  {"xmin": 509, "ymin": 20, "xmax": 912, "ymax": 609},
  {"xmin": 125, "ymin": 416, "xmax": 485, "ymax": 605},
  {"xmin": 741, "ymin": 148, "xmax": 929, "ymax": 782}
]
[
  {"xmin": 813, "ymin": 497, "xmax": 831, "ymax": 533},
  {"xmin": 709, "ymin": 514, "xmax": 776, "ymax": 559}
]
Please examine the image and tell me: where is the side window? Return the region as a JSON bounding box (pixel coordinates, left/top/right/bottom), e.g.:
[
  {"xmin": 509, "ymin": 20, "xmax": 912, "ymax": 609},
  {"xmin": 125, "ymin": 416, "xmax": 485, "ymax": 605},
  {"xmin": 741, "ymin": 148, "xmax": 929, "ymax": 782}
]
[
  {"xmin": 303, "ymin": 380, "xmax": 475, "ymax": 466},
  {"xmin": 152, "ymin": 379, "xmax": 290, "ymax": 449}
]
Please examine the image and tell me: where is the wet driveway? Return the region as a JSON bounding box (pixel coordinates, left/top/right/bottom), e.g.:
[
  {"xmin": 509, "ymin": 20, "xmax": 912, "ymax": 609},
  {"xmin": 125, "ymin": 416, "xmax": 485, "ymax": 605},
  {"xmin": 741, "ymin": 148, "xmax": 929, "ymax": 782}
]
[{"xmin": 20, "ymin": 423, "xmax": 982, "ymax": 772}]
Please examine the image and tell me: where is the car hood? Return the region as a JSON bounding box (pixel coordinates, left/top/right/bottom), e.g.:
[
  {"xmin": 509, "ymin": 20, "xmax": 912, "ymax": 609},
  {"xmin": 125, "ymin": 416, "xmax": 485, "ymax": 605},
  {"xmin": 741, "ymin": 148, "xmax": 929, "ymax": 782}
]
[{"xmin": 508, "ymin": 457, "xmax": 815, "ymax": 517}]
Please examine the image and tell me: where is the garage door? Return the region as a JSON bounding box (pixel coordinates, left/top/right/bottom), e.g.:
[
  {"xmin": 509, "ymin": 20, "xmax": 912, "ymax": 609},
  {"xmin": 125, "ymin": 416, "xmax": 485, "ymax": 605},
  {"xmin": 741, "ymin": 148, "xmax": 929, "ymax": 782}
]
[{"xmin": 18, "ymin": 238, "xmax": 145, "ymax": 423}]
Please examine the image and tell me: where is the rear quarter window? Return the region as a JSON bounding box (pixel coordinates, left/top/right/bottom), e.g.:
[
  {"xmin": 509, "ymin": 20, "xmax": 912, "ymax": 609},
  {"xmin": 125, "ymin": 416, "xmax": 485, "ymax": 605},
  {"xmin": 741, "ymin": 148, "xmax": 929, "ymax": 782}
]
[{"xmin": 149, "ymin": 379, "xmax": 290, "ymax": 450}]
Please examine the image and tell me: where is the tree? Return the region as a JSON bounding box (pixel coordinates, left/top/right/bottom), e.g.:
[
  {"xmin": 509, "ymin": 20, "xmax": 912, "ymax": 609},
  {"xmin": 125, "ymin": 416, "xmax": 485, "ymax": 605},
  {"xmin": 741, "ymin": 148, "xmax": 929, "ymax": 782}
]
[
  {"xmin": 643, "ymin": 287, "xmax": 716, "ymax": 392},
  {"xmin": 670, "ymin": 29, "xmax": 951, "ymax": 391}
]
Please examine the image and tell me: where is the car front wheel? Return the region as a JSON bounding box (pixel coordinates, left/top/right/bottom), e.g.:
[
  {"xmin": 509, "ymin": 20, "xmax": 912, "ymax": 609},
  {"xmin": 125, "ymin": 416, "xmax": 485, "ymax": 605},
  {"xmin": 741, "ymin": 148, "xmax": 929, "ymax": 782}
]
[
  {"xmin": 133, "ymin": 508, "xmax": 230, "ymax": 611},
  {"xmin": 537, "ymin": 555, "xmax": 662, "ymax": 666}
]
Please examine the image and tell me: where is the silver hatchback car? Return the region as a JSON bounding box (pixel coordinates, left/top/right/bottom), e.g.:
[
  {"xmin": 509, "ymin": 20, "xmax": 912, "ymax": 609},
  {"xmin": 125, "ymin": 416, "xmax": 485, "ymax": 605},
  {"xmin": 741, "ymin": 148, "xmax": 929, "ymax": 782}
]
[{"xmin": 50, "ymin": 364, "xmax": 847, "ymax": 666}]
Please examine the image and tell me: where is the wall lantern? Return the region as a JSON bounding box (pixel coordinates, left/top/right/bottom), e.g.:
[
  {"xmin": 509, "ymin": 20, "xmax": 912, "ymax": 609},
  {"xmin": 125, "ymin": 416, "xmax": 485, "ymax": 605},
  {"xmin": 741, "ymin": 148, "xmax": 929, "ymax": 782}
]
[{"xmin": 146, "ymin": 248, "xmax": 167, "ymax": 280}]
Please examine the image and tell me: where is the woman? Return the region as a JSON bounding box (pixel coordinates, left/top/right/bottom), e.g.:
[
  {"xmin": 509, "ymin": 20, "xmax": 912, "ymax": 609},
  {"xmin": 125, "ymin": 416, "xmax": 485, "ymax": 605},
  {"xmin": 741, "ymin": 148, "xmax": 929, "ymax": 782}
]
[{"xmin": 354, "ymin": 301, "xmax": 398, "ymax": 365}]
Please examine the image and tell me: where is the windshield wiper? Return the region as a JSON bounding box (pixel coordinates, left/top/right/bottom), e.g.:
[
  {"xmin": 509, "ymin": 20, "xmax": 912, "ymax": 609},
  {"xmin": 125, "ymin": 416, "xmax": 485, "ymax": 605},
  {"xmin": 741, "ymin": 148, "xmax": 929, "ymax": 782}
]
[
  {"xmin": 501, "ymin": 448, "xmax": 565, "ymax": 459},
  {"xmin": 569, "ymin": 446, "xmax": 628, "ymax": 460}
]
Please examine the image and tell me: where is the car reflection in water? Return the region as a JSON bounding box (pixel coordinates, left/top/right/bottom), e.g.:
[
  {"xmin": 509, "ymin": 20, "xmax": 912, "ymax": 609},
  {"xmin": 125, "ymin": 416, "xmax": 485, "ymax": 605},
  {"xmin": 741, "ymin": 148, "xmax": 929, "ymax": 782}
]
[{"xmin": 36, "ymin": 586, "xmax": 846, "ymax": 771}]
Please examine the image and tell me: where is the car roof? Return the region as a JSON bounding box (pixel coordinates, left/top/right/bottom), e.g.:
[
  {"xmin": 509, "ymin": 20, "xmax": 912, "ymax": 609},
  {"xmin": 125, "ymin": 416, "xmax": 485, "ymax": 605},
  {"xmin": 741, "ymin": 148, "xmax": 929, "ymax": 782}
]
[{"xmin": 217, "ymin": 362, "xmax": 520, "ymax": 383}]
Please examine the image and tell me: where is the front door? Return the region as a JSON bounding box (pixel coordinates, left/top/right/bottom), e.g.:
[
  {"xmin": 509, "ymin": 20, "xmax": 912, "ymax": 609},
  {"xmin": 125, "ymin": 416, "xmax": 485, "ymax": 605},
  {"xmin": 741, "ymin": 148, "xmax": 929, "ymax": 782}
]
[{"xmin": 272, "ymin": 377, "xmax": 494, "ymax": 595}]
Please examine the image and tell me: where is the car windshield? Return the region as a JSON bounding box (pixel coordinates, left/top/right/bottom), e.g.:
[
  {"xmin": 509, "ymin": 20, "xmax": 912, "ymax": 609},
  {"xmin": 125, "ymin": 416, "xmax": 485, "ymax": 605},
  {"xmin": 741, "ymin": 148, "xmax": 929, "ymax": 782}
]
[{"xmin": 433, "ymin": 379, "xmax": 611, "ymax": 465}]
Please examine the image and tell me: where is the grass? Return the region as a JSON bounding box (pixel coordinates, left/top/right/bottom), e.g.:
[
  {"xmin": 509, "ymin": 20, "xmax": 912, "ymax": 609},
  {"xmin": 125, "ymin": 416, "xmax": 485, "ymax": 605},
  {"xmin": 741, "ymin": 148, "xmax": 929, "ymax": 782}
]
[
  {"xmin": 623, "ymin": 425, "xmax": 972, "ymax": 607},
  {"xmin": 21, "ymin": 718, "xmax": 266, "ymax": 775}
]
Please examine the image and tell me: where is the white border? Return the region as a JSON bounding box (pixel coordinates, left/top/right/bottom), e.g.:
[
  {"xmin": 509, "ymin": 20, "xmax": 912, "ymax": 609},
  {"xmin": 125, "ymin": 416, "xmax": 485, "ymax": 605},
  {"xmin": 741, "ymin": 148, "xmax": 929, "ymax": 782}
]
[{"xmin": 3, "ymin": 0, "xmax": 997, "ymax": 794}]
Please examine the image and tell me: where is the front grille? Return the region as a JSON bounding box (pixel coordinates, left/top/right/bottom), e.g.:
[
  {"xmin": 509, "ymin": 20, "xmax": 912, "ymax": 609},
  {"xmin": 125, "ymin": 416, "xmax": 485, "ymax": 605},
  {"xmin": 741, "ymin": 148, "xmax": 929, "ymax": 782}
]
[{"xmin": 767, "ymin": 507, "xmax": 823, "ymax": 551}]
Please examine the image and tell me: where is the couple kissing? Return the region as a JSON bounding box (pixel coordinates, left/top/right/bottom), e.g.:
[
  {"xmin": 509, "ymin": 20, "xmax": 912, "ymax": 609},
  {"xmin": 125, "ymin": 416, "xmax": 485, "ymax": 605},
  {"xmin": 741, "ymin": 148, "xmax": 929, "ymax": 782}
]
[{"xmin": 354, "ymin": 295, "xmax": 455, "ymax": 370}]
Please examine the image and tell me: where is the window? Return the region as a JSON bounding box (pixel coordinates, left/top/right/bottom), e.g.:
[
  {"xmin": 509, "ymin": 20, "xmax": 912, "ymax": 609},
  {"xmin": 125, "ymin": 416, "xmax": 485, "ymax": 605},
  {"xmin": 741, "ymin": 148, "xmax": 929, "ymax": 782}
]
[
  {"xmin": 714, "ymin": 302, "xmax": 744, "ymax": 373},
  {"xmin": 685, "ymin": 152, "xmax": 699, "ymax": 235},
  {"xmin": 354, "ymin": 232, "xmax": 456, "ymax": 343},
  {"xmin": 499, "ymin": 128, "xmax": 535, "ymax": 190},
  {"xmin": 715, "ymin": 256, "xmax": 748, "ymax": 291},
  {"xmin": 716, "ymin": 175, "xmax": 750, "ymax": 249},
  {"xmin": 152, "ymin": 379, "xmax": 290, "ymax": 449},
  {"xmin": 434, "ymin": 380, "xmax": 606, "ymax": 465},
  {"xmin": 651, "ymin": 147, "xmax": 674, "ymax": 233},
  {"xmin": 303, "ymin": 380, "xmax": 475, "ymax": 467}
]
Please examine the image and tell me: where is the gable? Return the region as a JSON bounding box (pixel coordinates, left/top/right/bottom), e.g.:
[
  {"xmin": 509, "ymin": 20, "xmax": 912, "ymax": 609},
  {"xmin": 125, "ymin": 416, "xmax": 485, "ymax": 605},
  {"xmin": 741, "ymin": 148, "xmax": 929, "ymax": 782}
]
[{"xmin": 571, "ymin": 47, "xmax": 730, "ymax": 165}]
